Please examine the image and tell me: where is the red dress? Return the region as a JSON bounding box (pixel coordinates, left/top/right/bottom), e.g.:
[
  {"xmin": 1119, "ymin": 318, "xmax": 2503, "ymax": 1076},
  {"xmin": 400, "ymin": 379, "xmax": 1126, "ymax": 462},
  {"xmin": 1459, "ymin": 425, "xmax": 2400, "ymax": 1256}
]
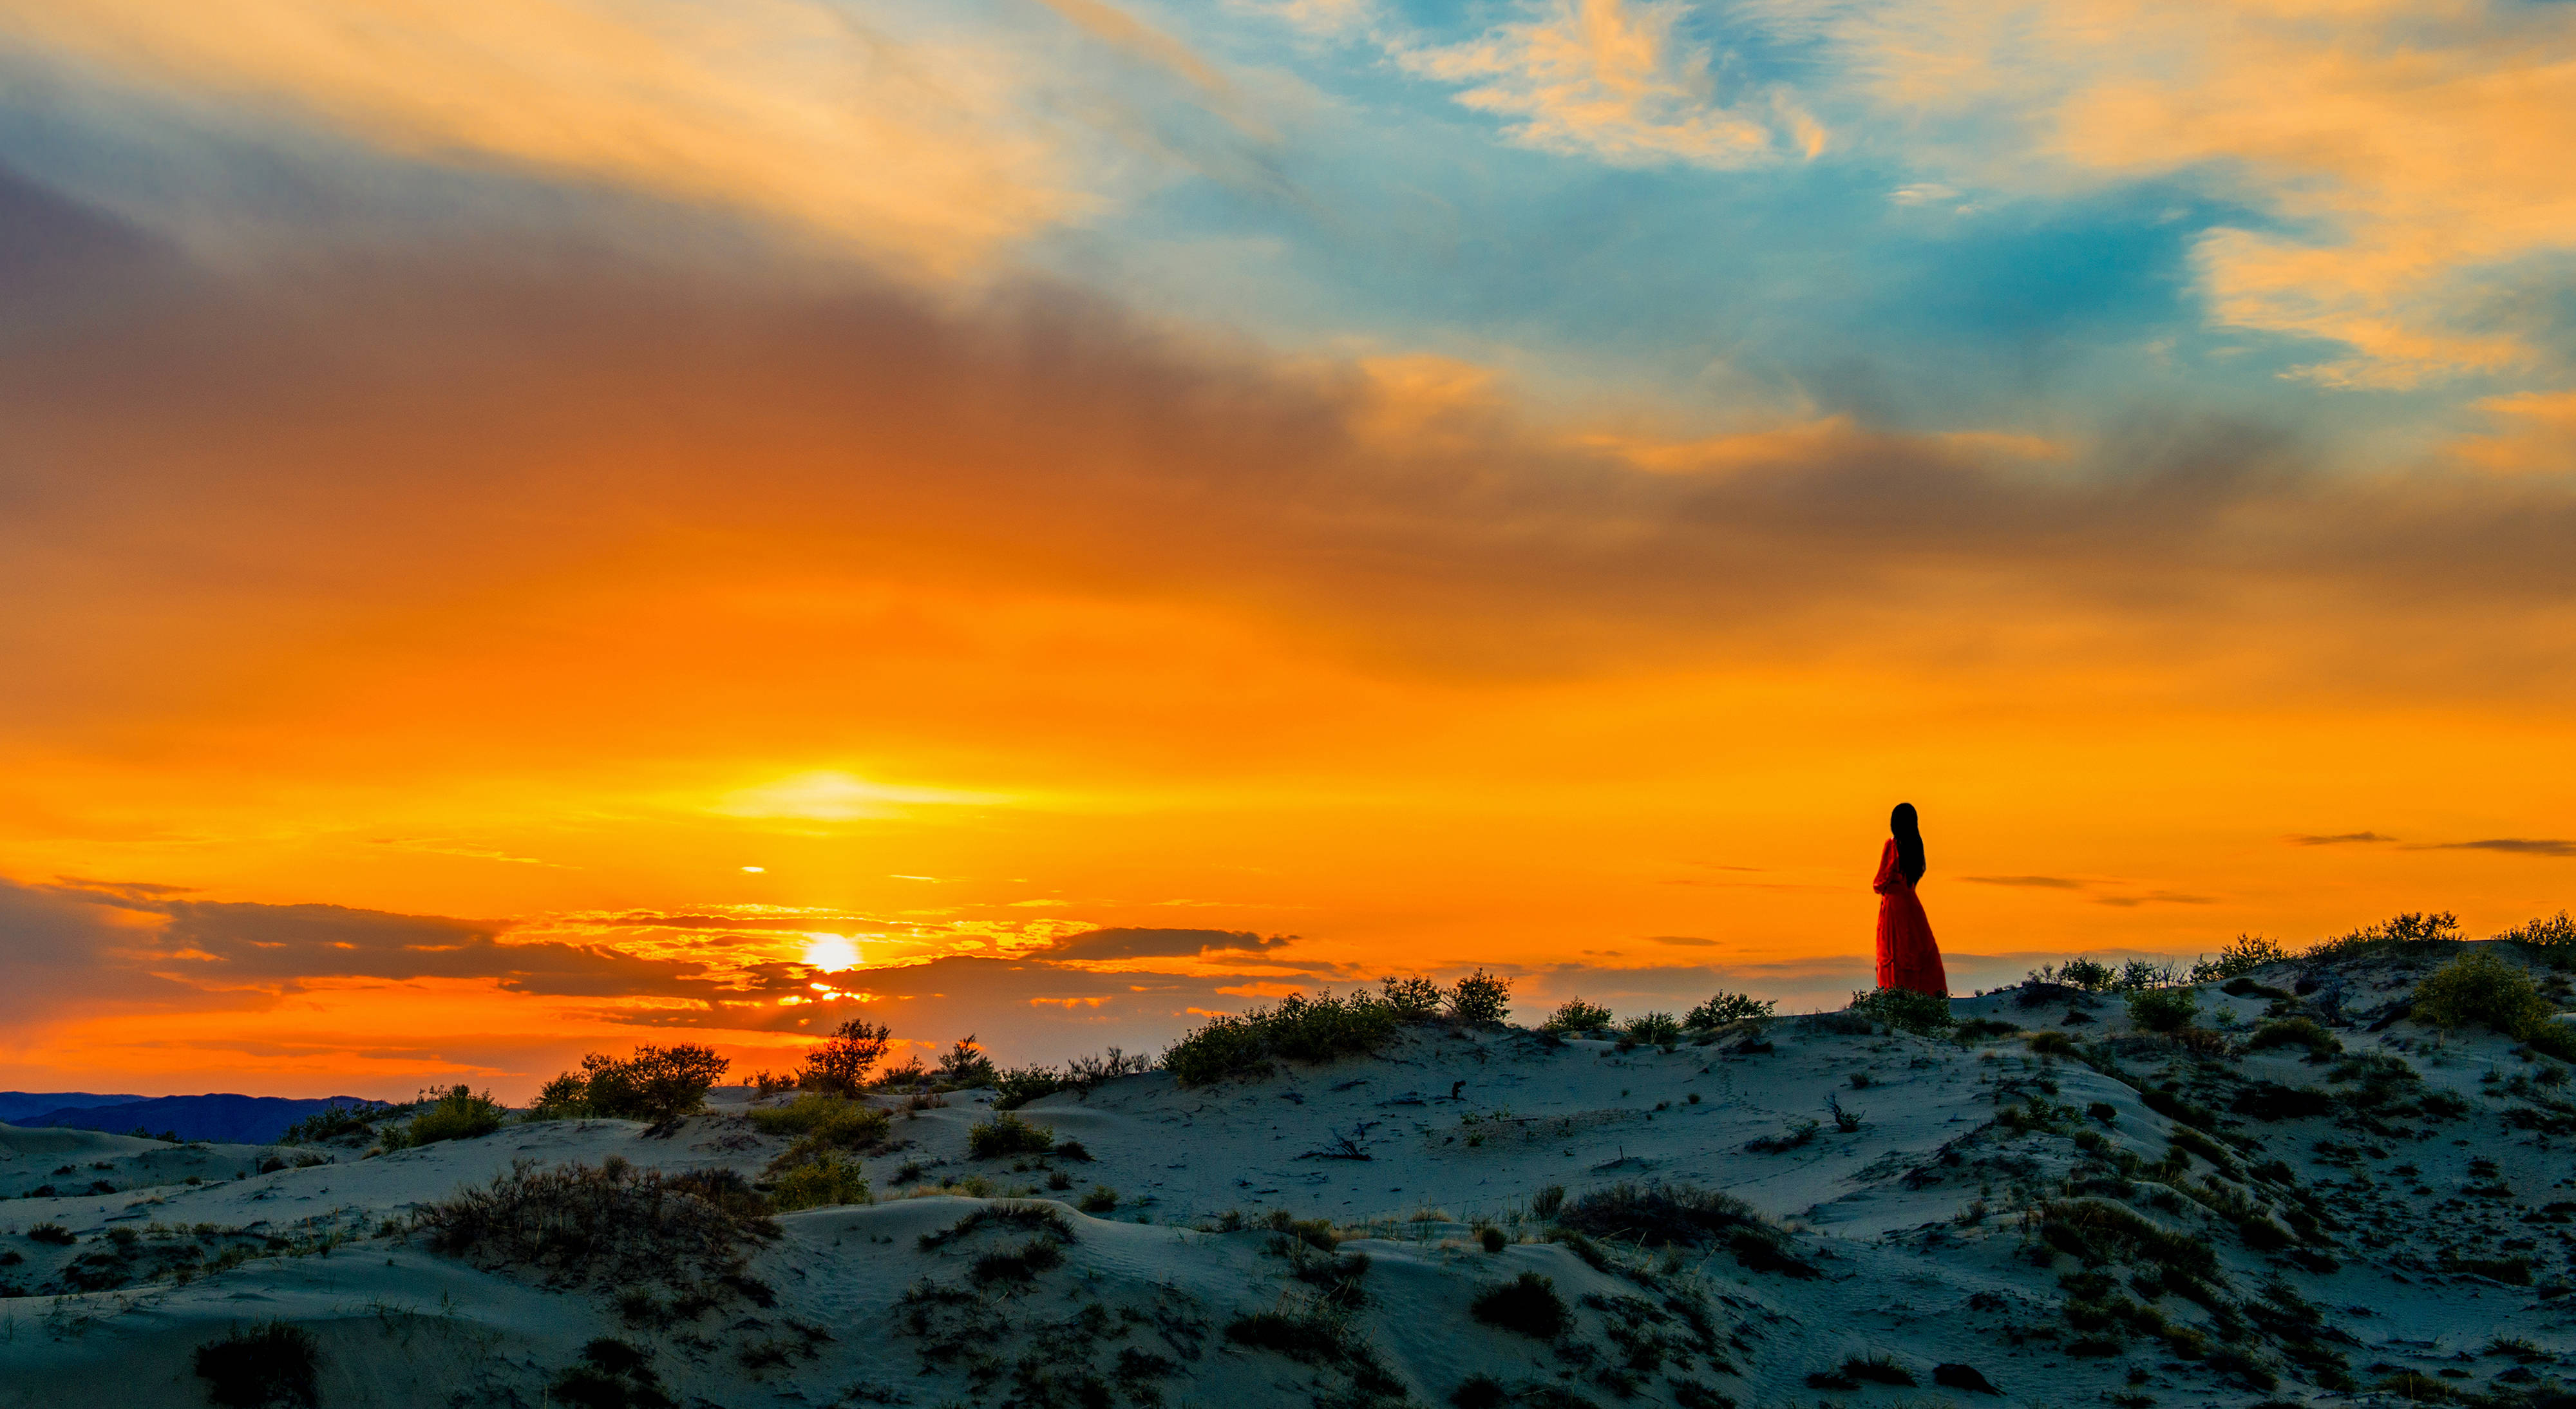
[{"xmin": 1873, "ymin": 838, "xmax": 1949, "ymax": 996}]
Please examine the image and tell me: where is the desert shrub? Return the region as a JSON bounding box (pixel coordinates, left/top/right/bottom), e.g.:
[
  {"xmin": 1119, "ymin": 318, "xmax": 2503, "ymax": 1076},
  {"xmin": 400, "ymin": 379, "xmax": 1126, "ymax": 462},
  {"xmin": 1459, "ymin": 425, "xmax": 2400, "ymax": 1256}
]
[
  {"xmin": 2025, "ymin": 1030, "xmax": 2078, "ymax": 1057},
  {"xmin": 1471, "ymin": 1271, "xmax": 1569, "ymax": 1339},
  {"xmin": 1078, "ymin": 1184, "xmax": 1119, "ymax": 1213},
  {"xmin": 2309, "ymin": 911, "xmax": 2463, "ymax": 961},
  {"xmin": 2190, "ymin": 934, "xmax": 2291, "ymax": 983},
  {"xmin": 991, "ymin": 1065, "xmax": 1065, "ymax": 1110},
  {"xmin": 1530, "ymin": 1184, "xmax": 1566, "ymax": 1219},
  {"xmin": 1542, "ymin": 999, "xmax": 1615, "ymax": 1035},
  {"xmin": 2029, "ymin": 958, "xmax": 2117, "ymax": 992},
  {"xmin": 966, "ymin": 1111, "xmax": 1057, "ymax": 1158},
  {"xmin": 1558, "ymin": 1181, "xmax": 1814, "ymax": 1276},
  {"xmin": 2125, "ymin": 987, "xmax": 2200, "ymax": 1033},
  {"xmin": 1842, "ymin": 1354, "xmax": 1916, "ymax": 1386},
  {"xmin": 871, "ymin": 1055, "xmax": 929, "ymax": 1091},
  {"xmin": 769, "ymin": 1154, "xmax": 869, "ymax": 1213},
  {"xmin": 664, "ymin": 1168, "xmax": 769, "ymax": 1220},
  {"xmin": 1381, "ymin": 975, "xmax": 1446, "ymax": 1021},
  {"xmin": 1623, "ymin": 1012, "xmax": 1683, "ymax": 1048},
  {"xmin": 412, "ymin": 1157, "xmax": 777, "ymax": 1289},
  {"xmin": 934, "ymin": 1036, "xmax": 998, "ymax": 1090},
  {"xmin": 1063, "ymin": 1046, "xmax": 1154, "ymax": 1093},
  {"xmin": 550, "ymin": 1338, "xmax": 672, "ymax": 1409},
  {"xmin": 2499, "ymin": 911, "xmax": 2576, "ymax": 954},
  {"xmin": 1851, "ymin": 987, "xmax": 1956, "ymax": 1035},
  {"xmin": 1452, "ymin": 1374, "xmax": 1510, "ymax": 1409},
  {"xmin": 1162, "ymin": 989, "xmax": 1399, "ymax": 1086},
  {"xmin": 386, "ymin": 1086, "xmax": 507, "ymax": 1149},
  {"xmin": 1953, "ymin": 1017, "xmax": 2023, "ymax": 1041},
  {"xmin": 535, "ymin": 1045, "xmax": 730, "ymax": 1124},
  {"xmin": 194, "ymin": 1321, "xmax": 321, "ymax": 1409},
  {"xmin": 276, "ymin": 1102, "xmax": 386, "ymax": 1147},
  {"xmin": 751, "ymin": 1093, "xmax": 892, "ymax": 1152},
  {"xmin": 1747, "ymin": 1119, "xmax": 1819, "ymax": 1153},
  {"xmin": 2415, "ymin": 950, "xmax": 2555, "ymax": 1036},
  {"xmin": 1447, "ymin": 970, "xmax": 1513, "ymax": 1026},
  {"xmin": 798, "ymin": 1019, "xmax": 892, "ymax": 1097},
  {"xmin": 2245, "ymin": 1017, "xmax": 2340, "ymax": 1054},
  {"xmin": 2526, "ymin": 1025, "xmax": 2576, "ymax": 1062},
  {"xmin": 1479, "ymin": 1225, "xmax": 1506, "ymax": 1253},
  {"xmin": 26, "ymin": 1223, "xmax": 74, "ymax": 1245},
  {"xmin": 1226, "ymin": 1309, "xmax": 1347, "ymax": 1359},
  {"xmin": 2222, "ymin": 976, "xmax": 2294, "ymax": 1001},
  {"xmin": 1685, "ymin": 992, "xmax": 1775, "ymax": 1030}
]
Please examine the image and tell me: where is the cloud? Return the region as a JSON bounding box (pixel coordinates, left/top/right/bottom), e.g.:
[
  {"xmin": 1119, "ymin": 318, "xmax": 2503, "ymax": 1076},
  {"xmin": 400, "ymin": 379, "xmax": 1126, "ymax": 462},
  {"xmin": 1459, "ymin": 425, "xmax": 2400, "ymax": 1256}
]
[
  {"xmin": 2289, "ymin": 831, "xmax": 2394, "ymax": 846},
  {"xmin": 1647, "ymin": 935, "xmax": 1719, "ymax": 947},
  {"xmin": 1398, "ymin": 0, "xmax": 1820, "ymax": 168},
  {"xmin": 0, "ymin": 0, "xmax": 1081, "ymax": 274},
  {"xmin": 2094, "ymin": 892, "xmax": 2216, "ymax": 908},
  {"xmin": 1041, "ymin": 927, "xmax": 1297, "ymax": 961},
  {"xmin": 1825, "ymin": 0, "xmax": 2576, "ymax": 389},
  {"xmin": 1964, "ymin": 875, "xmax": 2084, "ymax": 889},
  {"xmin": 714, "ymin": 772, "xmax": 1011, "ymax": 821},
  {"xmin": 2422, "ymin": 838, "xmax": 2576, "ymax": 858}
]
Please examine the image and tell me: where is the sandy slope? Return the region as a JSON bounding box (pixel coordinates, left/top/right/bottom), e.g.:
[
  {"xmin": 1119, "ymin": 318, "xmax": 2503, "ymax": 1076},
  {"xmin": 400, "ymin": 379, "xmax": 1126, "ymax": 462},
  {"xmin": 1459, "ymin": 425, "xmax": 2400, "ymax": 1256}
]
[{"xmin": 4, "ymin": 945, "xmax": 2573, "ymax": 1408}]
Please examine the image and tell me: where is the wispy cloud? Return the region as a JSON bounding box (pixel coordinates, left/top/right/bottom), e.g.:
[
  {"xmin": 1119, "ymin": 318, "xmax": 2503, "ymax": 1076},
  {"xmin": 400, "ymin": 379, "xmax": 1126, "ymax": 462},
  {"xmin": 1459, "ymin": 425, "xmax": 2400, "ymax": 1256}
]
[
  {"xmin": 1398, "ymin": 0, "xmax": 1821, "ymax": 168},
  {"xmin": 2288, "ymin": 831, "xmax": 2394, "ymax": 846},
  {"xmin": 2420, "ymin": 838, "xmax": 2576, "ymax": 858},
  {"xmin": 1964, "ymin": 875, "xmax": 2083, "ymax": 889}
]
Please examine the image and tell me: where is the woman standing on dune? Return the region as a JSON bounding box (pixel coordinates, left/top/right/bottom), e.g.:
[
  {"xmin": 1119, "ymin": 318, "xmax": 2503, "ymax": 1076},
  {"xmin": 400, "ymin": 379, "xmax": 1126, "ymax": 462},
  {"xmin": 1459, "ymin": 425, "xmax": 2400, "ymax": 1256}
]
[{"xmin": 1873, "ymin": 802, "xmax": 1949, "ymax": 997}]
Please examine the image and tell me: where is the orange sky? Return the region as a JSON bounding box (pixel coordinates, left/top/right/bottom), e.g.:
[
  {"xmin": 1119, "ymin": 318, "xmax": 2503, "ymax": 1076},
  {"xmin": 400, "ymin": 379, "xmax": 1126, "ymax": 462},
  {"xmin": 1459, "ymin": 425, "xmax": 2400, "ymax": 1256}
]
[{"xmin": 1, "ymin": 0, "xmax": 2572, "ymax": 1101}]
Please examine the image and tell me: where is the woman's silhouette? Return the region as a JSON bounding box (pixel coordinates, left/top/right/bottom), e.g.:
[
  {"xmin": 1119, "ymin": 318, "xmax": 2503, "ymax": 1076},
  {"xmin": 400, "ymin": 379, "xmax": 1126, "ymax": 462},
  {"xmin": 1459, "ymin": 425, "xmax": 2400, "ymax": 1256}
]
[{"xmin": 1873, "ymin": 802, "xmax": 1949, "ymax": 996}]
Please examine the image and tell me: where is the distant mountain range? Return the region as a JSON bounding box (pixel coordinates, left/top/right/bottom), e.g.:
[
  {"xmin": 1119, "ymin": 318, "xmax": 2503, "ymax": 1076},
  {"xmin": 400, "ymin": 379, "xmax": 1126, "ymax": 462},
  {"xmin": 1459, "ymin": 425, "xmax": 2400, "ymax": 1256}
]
[
  {"xmin": 1, "ymin": 1093, "xmax": 388, "ymax": 1144},
  {"xmin": 0, "ymin": 1092, "xmax": 146, "ymax": 1124}
]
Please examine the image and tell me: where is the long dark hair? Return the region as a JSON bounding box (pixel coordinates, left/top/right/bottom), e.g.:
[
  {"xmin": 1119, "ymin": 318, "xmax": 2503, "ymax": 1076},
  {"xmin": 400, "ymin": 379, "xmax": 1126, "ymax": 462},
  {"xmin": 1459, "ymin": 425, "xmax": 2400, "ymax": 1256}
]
[{"xmin": 1891, "ymin": 802, "xmax": 1926, "ymax": 885}]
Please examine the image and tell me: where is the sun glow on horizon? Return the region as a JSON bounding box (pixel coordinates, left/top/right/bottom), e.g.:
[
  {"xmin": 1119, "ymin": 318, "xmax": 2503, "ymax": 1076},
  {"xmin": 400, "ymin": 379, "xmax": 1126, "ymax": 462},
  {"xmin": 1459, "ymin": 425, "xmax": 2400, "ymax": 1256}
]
[{"xmin": 801, "ymin": 932, "xmax": 861, "ymax": 971}]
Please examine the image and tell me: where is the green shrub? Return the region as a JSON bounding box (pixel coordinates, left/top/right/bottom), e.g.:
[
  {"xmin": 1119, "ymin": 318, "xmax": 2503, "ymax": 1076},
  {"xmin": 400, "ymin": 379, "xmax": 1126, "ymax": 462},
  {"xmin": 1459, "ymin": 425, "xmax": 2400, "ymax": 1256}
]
[
  {"xmin": 1380, "ymin": 975, "xmax": 1446, "ymax": 1021},
  {"xmin": 1446, "ymin": 970, "xmax": 1514, "ymax": 1026},
  {"xmin": 2245, "ymin": 1017, "xmax": 2339, "ymax": 1054},
  {"xmin": 534, "ymin": 1045, "xmax": 731, "ymax": 1123},
  {"xmin": 2190, "ymin": 934, "xmax": 2289, "ymax": 983},
  {"xmin": 1079, "ymin": 1184, "xmax": 1119, "ymax": 1213},
  {"xmin": 797, "ymin": 1019, "xmax": 893, "ymax": 1097},
  {"xmin": 2025, "ymin": 1030, "xmax": 2078, "ymax": 1057},
  {"xmin": 26, "ymin": 1223, "xmax": 73, "ymax": 1245},
  {"xmin": 2028, "ymin": 958, "xmax": 2117, "ymax": 992},
  {"xmin": 276, "ymin": 1102, "xmax": 386, "ymax": 1147},
  {"xmin": 2524, "ymin": 1024, "xmax": 2576, "ymax": 1062},
  {"xmin": 992, "ymin": 1066, "xmax": 1066, "ymax": 1110},
  {"xmin": 2415, "ymin": 949, "xmax": 2554, "ymax": 1035},
  {"xmin": 966, "ymin": 1111, "xmax": 1057, "ymax": 1158},
  {"xmin": 388, "ymin": 1086, "xmax": 507, "ymax": 1148},
  {"xmin": 194, "ymin": 1321, "xmax": 321, "ymax": 1409},
  {"xmin": 1851, "ymin": 987, "xmax": 1956, "ymax": 1035},
  {"xmin": 2309, "ymin": 911, "xmax": 2463, "ymax": 961},
  {"xmin": 1685, "ymin": 992, "xmax": 1775, "ymax": 1030},
  {"xmin": 2125, "ymin": 987, "xmax": 2199, "ymax": 1033},
  {"xmin": 1530, "ymin": 1184, "xmax": 1566, "ymax": 1219},
  {"xmin": 2498, "ymin": 911, "xmax": 2576, "ymax": 954},
  {"xmin": 1542, "ymin": 999, "xmax": 1615, "ymax": 1035},
  {"xmin": 413, "ymin": 1158, "xmax": 777, "ymax": 1289},
  {"xmin": 1623, "ymin": 1012, "xmax": 1683, "ymax": 1047},
  {"xmin": 750, "ymin": 1094, "xmax": 893, "ymax": 1166},
  {"xmin": 1162, "ymin": 988, "xmax": 1401, "ymax": 1086},
  {"xmin": 934, "ymin": 1036, "xmax": 998, "ymax": 1090},
  {"xmin": 770, "ymin": 1153, "xmax": 871, "ymax": 1213},
  {"xmin": 1470, "ymin": 1271, "xmax": 1568, "ymax": 1339}
]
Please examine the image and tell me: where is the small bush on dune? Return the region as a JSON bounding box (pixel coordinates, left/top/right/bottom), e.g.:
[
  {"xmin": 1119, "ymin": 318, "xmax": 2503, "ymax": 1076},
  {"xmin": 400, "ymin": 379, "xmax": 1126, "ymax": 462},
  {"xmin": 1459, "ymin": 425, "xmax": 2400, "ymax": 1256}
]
[
  {"xmin": 749, "ymin": 1093, "xmax": 891, "ymax": 1149},
  {"xmin": 2125, "ymin": 987, "xmax": 2200, "ymax": 1033},
  {"xmin": 1558, "ymin": 1181, "xmax": 1816, "ymax": 1277},
  {"xmin": 2415, "ymin": 949, "xmax": 2555, "ymax": 1036},
  {"xmin": 769, "ymin": 1153, "xmax": 871, "ymax": 1213},
  {"xmin": 2190, "ymin": 934, "xmax": 2290, "ymax": 983},
  {"xmin": 1542, "ymin": 999, "xmax": 1615, "ymax": 1036},
  {"xmin": 276, "ymin": 1102, "xmax": 386, "ymax": 1147},
  {"xmin": 1623, "ymin": 1012, "xmax": 1683, "ymax": 1048},
  {"xmin": 797, "ymin": 1019, "xmax": 892, "ymax": 1097},
  {"xmin": 2307, "ymin": 911, "xmax": 2463, "ymax": 962},
  {"xmin": 532, "ymin": 1045, "xmax": 730, "ymax": 1124},
  {"xmin": 1447, "ymin": 970, "xmax": 1513, "ymax": 1026},
  {"xmin": 413, "ymin": 1157, "xmax": 777, "ymax": 1289},
  {"xmin": 26, "ymin": 1224, "xmax": 75, "ymax": 1245},
  {"xmin": 966, "ymin": 1111, "xmax": 1057, "ymax": 1159},
  {"xmin": 1163, "ymin": 989, "xmax": 1399, "ymax": 1086},
  {"xmin": 1470, "ymin": 1271, "xmax": 1569, "ymax": 1339},
  {"xmin": 1381, "ymin": 975, "xmax": 1447, "ymax": 1021},
  {"xmin": 991, "ymin": 1066, "xmax": 1065, "ymax": 1110},
  {"xmin": 1685, "ymin": 992, "xmax": 1775, "ymax": 1030},
  {"xmin": 2499, "ymin": 911, "xmax": 2576, "ymax": 959},
  {"xmin": 386, "ymin": 1086, "xmax": 507, "ymax": 1149},
  {"xmin": 1851, "ymin": 987, "xmax": 1956, "ymax": 1035},
  {"xmin": 194, "ymin": 1321, "xmax": 321, "ymax": 1409},
  {"xmin": 934, "ymin": 1035, "xmax": 998, "ymax": 1090}
]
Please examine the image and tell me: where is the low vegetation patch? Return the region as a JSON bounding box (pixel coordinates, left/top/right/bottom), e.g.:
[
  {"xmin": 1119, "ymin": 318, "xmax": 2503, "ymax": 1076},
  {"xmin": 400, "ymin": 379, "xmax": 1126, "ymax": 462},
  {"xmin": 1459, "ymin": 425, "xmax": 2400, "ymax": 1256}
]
[
  {"xmin": 1850, "ymin": 987, "xmax": 1955, "ymax": 1035},
  {"xmin": 1557, "ymin": 1181, "xmax": 1814, "ymax": 1277},
  {"xmin": 2125, "ymin": 987, "xmax": 2199, "ymax": 1033},
  {"xmin": 2415, "ymin": 949, "xmax": 2555, "ymax": 1037},
  {"xmin": 1622, "ymin": 1012, "xmax": 1683, "ymax": 1048},
  {"xmin": 1685, "ymin": 992, "xmax": 1775, "ymax": 1031},
  {"xmin": 2191, "ymin": 934, "xmax": 2290, "ymax": 983},
  {"xmin": 750, "ymin": 1093, "xmax": 891, "ymax": 1147},
  {"xmin": 276, "ymin": 1102, "xmax": 388, "ymax": 1147},
  {"xmin": 194, "ymin": 1321, "xmax": 321, "ymax": 1409},
  {"xmin": 1470, "ymin": 1271, "xmax": 1569, "ymax": 1339},
  {"xmin": 966, "ymin": 1111, "xmax": 1057, "ymax": 1158},
  {"xmin": 1542, "ymin": 999, "xmax": 1615, "ymax": 1037},
  {"xmin": 531, "ymin": 1044, "xmax": 730, "ymax": 1124},
  {"xmin": 2245, "ymin": 1017, "xmax": 2339, "ymax": 1054},
  {"xmin": 385, "ymin": 1085, "xmax": 507, "ymax": 1149},
  {"xmin": 412, "ymin": 1157, "xmax": 776, "ymax": 1290},
  {"xmin": 769, "ymin": 1153, "xmax": 871, "ymax": 1213}
]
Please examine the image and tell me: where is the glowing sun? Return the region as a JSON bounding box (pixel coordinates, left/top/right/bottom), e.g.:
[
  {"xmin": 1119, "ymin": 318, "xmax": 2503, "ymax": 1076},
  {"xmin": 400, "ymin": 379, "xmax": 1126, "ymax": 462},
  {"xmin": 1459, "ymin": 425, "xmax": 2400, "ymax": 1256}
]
[{"xmin": 801, "ymin": 933, "xmax": 860, "ymax": 971}]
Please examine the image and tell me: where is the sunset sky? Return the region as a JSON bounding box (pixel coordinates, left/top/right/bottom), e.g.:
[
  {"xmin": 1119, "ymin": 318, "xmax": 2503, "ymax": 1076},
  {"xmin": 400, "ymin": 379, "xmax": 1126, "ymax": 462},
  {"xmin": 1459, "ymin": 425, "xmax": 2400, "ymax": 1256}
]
[{"xmin": 3, "ymin": 0, "xmax": 2572, "ymax": 1101}]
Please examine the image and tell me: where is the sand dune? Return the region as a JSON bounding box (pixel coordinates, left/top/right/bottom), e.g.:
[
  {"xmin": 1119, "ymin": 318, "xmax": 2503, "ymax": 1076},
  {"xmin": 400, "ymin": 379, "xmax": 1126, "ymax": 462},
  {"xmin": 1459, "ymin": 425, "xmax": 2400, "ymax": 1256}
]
[{"xmin": 4, "ymin": 945, "xmax": 2572, "ymax": 1407}]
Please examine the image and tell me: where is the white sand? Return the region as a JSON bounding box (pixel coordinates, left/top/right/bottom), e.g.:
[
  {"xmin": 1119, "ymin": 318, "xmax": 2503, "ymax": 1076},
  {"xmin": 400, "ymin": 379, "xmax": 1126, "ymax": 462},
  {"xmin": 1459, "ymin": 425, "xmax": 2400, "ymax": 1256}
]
[{"xmin": 4, "ymin": 945, "xmax": 2571, "ymax": 1406}]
